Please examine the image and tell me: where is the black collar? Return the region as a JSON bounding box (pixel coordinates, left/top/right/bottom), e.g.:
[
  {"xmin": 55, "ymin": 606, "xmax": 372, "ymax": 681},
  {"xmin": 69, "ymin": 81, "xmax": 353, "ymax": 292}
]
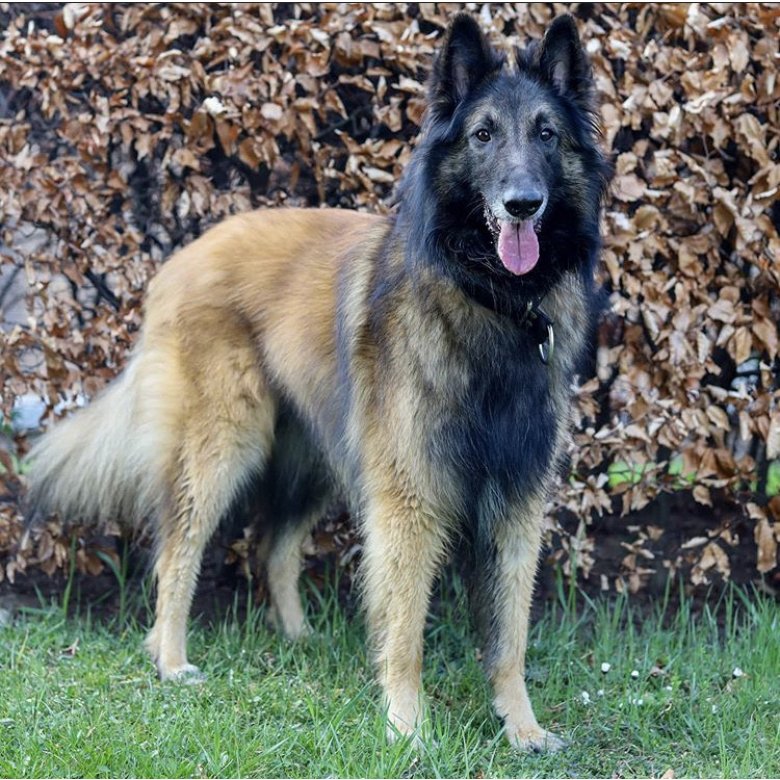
[{"xmin": 454, "ymin": 274, "xmax": 556, "ymax": 365}]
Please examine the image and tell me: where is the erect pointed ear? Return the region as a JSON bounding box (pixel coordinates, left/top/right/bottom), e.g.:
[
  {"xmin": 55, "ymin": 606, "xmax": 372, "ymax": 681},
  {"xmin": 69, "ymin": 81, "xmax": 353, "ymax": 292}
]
[
  {"xmin": 429, "ymin": 14, "xmax": 505, "ymax": 117},
  {"xmin": 537, "ymin": 15, "xmax": 594, "ymax": 112}
]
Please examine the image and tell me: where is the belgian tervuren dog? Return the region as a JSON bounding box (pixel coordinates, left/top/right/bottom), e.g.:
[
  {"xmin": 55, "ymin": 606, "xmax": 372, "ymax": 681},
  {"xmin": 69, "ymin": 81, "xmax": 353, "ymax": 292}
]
[{"xmin": 27, "ymin": 14, "xmax": 609, "ymax": 751}]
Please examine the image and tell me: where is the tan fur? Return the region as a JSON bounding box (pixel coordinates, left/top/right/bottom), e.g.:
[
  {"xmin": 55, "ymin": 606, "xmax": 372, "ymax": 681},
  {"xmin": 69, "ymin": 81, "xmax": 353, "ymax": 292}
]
[
  {"xmin": 361, "ymin": 485, "xmax": 452, "ymax": 738},
  {"xmin": 30, "ymin": 210, "xmax": 385, "ymax": 673},
  {"xmin": 263, "ymin": 513, "xmax": 321, "ymax": 639},
  {"xmin": 488, "ymin": 495, "xmax": 563, "ymax": 752},
  {"xmin": 27, "ymin": 206, "xmax": 583, "ymax": 748}
]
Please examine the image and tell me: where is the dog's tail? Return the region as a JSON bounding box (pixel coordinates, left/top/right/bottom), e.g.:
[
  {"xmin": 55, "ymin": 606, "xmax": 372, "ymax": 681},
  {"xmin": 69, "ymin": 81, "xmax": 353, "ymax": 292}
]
[{"xmin": 25, "ymin": 352, "xmax": 171, "ymax": 531}]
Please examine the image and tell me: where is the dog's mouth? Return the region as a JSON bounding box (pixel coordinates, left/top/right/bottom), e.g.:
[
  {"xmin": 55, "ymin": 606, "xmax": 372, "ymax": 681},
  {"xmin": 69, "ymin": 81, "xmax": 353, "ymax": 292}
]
[{"xmin": 485, "ymin": 210, "xmax": 541, "ymax": 276}]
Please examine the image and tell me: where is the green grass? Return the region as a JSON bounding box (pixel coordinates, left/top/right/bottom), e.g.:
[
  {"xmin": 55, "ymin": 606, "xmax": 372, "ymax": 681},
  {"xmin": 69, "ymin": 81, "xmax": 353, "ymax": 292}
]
[{"xmin": 0, "ymin": 576, "xmax": 777, "ymax": 778}]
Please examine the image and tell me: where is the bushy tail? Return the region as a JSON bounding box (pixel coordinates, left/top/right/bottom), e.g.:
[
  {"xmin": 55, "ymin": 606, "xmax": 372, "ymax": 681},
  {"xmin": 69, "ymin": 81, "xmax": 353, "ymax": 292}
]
[{"xmin": 25, "ymin": 357, "xmax": 168, "ymax": 530}]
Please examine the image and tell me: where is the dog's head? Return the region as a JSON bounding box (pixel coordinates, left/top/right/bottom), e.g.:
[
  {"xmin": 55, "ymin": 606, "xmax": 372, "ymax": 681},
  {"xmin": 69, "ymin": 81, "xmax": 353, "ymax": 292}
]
[{"xmin": 416, "ymin": 14, "xmax": 609, "ymax": 290}]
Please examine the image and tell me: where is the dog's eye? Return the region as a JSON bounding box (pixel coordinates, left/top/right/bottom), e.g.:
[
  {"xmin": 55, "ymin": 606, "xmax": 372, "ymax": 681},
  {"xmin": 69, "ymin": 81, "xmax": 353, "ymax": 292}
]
[
  {"xmin": 475, "ymin": 128, "xmax": 491, "ymax": 143},
  {"xmin": 540, "ymin": 127, "xmax": 556, "ymax": 142}
]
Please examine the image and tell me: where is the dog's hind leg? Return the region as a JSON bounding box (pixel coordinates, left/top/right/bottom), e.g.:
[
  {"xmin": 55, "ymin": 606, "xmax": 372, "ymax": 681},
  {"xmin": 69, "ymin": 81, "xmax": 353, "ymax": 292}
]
[
  {"xmin": 256, "ymin": 406, "xmax": 332, "ymax": 640},
  {"xmin": 264, "ymin": 514, "xmax": 318, "ymax": 640},
  {"xmin": 144, "ymin": 324, "xmax": 276, "ymax": 682}
]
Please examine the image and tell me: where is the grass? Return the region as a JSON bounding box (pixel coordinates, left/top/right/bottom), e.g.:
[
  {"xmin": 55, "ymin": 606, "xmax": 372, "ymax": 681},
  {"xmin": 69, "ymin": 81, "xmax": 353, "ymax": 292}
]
[{"xmin": 0, "ymin": 574, "xmax": 777, "ymax": 779}]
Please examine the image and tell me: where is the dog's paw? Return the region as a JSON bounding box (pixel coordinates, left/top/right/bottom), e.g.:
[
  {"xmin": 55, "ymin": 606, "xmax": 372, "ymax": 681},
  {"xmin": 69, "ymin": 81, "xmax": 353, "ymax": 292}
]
[
  {"xmin": 267, "ymin": 607, "xmax": 312, "ymax": 641},
  {"xmin": 506, "ymin": 725, "xmax": 566, "ymax": 753},
  {"xmin": 385, "ymin": 703, "xmax": 432, "ymax": 751},
  {"xmin": 159, "ymin": 663, "xmax": 207, "ymax": 685},
  {"xmin": 386, "ymin": 722, "xmax": 426, "ymax": 751},
  {"xmin": 283, "ymin": 619, "xmax": 313, "ymax": 641}
]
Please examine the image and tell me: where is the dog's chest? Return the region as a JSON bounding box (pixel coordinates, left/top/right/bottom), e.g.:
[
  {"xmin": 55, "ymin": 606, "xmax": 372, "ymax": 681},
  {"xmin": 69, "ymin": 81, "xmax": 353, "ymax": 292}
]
[{"xmin": 425, "ymin": 331, "xmax": 560, "ymax": 499}]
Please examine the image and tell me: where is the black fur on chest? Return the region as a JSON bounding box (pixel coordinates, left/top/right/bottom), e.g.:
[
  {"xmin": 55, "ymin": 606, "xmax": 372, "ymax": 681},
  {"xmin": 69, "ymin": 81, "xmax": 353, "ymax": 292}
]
[{"xmin": 427, "ymin": 322, "xmax": 559, "ymax": 517}]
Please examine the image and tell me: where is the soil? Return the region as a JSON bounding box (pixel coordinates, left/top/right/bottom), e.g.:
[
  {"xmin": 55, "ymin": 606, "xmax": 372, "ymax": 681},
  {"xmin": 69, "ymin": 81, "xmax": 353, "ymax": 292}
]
[{"xmin": 2, "ymin": 492, "xmax": 776, "ymax": 633}]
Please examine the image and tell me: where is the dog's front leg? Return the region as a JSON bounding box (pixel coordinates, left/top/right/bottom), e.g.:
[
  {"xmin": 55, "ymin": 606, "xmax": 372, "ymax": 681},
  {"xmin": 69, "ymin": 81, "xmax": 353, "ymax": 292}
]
[
  {"xmin": 361, "ymin": 489, "xmax": 449, "ymax": 744},
  {"xmin": 486, "ymin": 508, "xmax": 566, "ymax": 753}
]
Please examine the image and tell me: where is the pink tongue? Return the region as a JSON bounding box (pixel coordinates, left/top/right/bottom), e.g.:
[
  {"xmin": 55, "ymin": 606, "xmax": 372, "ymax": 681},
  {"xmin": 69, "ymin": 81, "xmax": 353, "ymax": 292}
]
[{"xmin": 497, "ymin": 220, "xmax": 539, "ymax": 275}]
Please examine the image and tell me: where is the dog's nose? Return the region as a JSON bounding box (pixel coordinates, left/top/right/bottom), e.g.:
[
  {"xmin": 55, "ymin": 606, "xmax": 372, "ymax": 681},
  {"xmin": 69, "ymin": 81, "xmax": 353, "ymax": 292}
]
[{"xmin": 504, "ymin": 194, "xmax": 543, "ymax": 220}]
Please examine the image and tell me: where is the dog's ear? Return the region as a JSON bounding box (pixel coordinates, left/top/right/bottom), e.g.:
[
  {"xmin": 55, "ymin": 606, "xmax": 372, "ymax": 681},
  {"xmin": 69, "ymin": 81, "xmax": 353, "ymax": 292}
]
[
  {"xmin": 430, "ymin": 14, "xmax": 504, "ymax": 117},
  {"xmin": 537, "ymin": 15, "xmax": 593, "ymax": 112}
]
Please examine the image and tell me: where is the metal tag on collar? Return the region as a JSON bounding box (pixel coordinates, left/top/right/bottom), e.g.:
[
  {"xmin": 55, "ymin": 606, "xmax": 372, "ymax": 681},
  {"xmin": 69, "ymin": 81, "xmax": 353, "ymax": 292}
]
[
  {"xmin": 527, "ymin": 303, "xmax": 554, "ymax": 365},
  {"xmin": 538, "ymin": 320, "xmax": 554, "ymax": 364}
]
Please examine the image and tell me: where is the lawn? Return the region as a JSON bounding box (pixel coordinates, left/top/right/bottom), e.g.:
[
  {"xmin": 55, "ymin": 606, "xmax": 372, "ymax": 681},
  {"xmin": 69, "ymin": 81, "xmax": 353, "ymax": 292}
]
[{"xmin": 0, "ymin": 574, "xmax": 777, "ymax": 779}]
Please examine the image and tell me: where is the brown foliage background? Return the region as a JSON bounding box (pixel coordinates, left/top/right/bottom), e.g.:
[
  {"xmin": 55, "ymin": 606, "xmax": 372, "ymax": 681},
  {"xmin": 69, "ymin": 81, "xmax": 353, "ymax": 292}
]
[{"xmin": 1, "ymin": 3, "xmax": 779, "ymax": 594}]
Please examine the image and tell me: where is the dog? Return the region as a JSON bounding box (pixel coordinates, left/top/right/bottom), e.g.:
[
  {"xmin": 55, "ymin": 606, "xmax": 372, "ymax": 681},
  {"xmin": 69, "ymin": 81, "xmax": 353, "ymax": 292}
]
[{"xmin": 26, "ymin": 13, "xmax": 609, "ymax": 751}]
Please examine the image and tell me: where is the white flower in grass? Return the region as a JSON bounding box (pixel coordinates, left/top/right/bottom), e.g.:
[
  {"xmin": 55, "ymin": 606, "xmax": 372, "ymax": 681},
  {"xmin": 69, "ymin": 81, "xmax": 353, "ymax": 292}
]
[
  {"xmin": 732, "ymin": 666, "xmax": 745, "ymax": 678},
  {"xmin": 601, "ymin": 662, "xmax": 611, "ymax": 673},
  {"xmin": 631, "ymin": 669, "xmax": 640, "ymax": 679},
  {"xmin": 580, "ymin": 690, "xmax": 591, "ymax": 705},
  {"xmin": 597, "ymin": 688, "xmax": 605, "ymax": 697}
]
